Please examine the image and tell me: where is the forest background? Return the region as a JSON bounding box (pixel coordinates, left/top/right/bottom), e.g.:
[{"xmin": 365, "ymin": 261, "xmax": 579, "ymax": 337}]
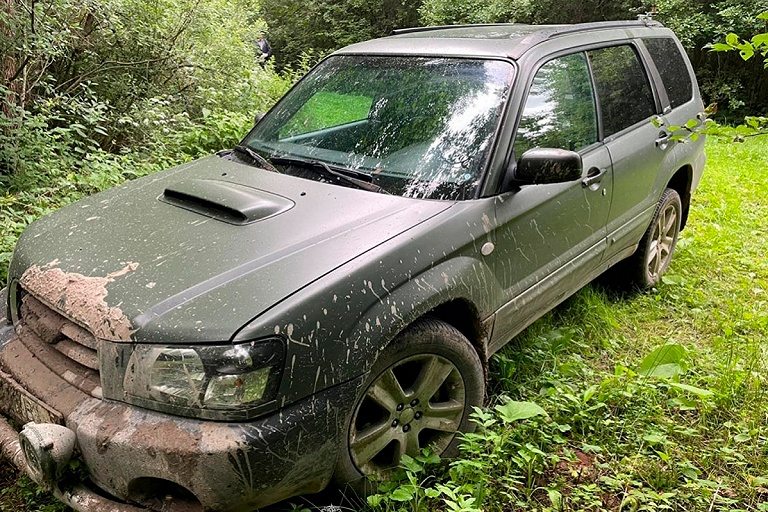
[
  {"xmin": 1, "ymin": 0, "xmax": 768, "ymax": 511},
  {"xmin": 1, "ymin": 0, "xmax": 767, "ymax": 285}
]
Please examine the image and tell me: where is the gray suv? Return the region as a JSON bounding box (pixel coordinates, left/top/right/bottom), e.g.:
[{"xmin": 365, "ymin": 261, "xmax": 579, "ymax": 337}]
[{"xmin": 0, "ymin": 20, "xmax": 704, "ymax": 512}]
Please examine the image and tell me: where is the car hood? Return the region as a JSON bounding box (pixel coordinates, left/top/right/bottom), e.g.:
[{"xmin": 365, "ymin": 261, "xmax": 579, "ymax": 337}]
[{"xmin": 10, "ymin": 156, "xmax": 452, "ymax": 343}]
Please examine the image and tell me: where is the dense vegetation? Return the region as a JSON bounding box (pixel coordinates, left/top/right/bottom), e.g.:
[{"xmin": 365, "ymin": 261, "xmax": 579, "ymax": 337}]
[
  {"xmin": 261, "ymin": 0, "xmax": 768, "ymax": 117},
  {"xmin": 1, "ymin": 0, "xmax": 767, "ymax": 511}
]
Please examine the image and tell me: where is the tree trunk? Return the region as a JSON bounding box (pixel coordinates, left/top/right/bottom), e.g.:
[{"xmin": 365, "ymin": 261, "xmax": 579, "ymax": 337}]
[{"xmin": 1, "ymin": 0, "xmax": 20, "ymax": 118}]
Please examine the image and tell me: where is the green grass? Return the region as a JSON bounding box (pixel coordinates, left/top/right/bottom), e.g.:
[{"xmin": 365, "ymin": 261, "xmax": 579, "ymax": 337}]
[
  {"xmin": 1, "ymin": 138, "xmax": 767, "ymax": 511},
  {"xmin": 365, "ymin": 138, "xmax": 768, "ymax": 512}
]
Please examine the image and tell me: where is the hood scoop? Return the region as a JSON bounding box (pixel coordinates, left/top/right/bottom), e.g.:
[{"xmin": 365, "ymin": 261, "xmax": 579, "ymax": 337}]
[{"xmin": 161, "ymin": 179, "xmax": 295, "ymax": 225}]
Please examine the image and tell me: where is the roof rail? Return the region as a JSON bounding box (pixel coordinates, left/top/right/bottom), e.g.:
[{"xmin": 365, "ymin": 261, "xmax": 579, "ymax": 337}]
[
  {"xmin": 505, "ymin": 19, "xmax": 664, "ymax": 58},
  {"xmin": 391, "ymin": 20, "xmax": 666, "ymax": 60},
  {"xmin": 392, "ymin": 19, "xmax": 663, "ymax": 38},
  {"xmin": 392, "ymin": 23, "xmax": 525, "ymax": 36}
]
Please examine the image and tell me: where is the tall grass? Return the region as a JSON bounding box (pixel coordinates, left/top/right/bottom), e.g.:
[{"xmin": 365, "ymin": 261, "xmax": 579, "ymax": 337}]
[{"xmin": 1, "ymin": 138, "xmax": 767, "ymax": 511}]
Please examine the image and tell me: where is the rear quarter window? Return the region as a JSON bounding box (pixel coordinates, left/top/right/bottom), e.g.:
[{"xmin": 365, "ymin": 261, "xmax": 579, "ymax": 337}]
[{"xmin": 642, "ymin": 37, "xmax": 694, "ymax": 109}]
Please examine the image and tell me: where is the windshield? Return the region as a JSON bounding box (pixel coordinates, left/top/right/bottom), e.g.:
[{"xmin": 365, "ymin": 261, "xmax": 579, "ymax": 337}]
[{"xmin": 244, "ymin": 56, "xmax": 514, "ymax": 200}]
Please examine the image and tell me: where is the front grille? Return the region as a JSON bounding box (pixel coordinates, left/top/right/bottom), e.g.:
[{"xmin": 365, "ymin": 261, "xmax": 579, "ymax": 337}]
[{"xmin": 17, "ymin": 291, "xmax": 102, "ymax": 396}]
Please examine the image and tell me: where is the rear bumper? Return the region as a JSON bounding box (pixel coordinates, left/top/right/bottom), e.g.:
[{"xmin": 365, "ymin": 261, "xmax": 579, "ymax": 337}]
[{"xmin": 0, "ymin": 298, "xmax": 361, "ymax": 511}]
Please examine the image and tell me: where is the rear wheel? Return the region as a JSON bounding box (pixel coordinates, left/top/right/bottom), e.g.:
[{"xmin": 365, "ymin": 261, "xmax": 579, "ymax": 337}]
[
  {"xmin": 618, "ymin": 188, "xmax": 682, "ymax": 289},
  {"xmin": 335, "ymin": 318, "xmax": 484, "ymax": 491}
]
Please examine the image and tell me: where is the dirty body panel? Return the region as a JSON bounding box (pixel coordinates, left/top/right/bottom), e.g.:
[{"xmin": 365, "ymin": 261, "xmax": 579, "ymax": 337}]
[
  {"xmin": 0, "ymin": 20, "xmax": 705, "ymax": 512},
  {"xmin": 0, "ymin": 325, "xmax": 361, "ymax": 511}
]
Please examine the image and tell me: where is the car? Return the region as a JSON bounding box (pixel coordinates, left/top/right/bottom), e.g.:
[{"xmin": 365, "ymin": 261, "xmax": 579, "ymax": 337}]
[{"xmin": 0, "ymin": 19, "xmax": 705, "ymax": 512}]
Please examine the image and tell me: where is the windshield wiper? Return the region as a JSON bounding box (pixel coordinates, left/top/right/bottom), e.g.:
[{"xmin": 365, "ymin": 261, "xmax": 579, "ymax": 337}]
[
  {"xmin": 232, "ymin": 144, "xmax": 281, "ymax": 173},
  {"xmin": 271, "ymin": 156, "xmax": 389, "ymax": 194}
]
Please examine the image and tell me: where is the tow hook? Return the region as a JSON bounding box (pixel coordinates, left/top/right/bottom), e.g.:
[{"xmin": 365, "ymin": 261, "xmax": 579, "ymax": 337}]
[{"xmin": 18, "ymin": 422, "xmax": 76, "ymax": 486}]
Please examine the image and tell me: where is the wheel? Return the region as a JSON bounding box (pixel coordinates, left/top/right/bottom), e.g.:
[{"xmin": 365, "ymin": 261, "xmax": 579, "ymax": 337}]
[
  {"xmin": 619, "ymin": 188, "xmax": 682, "ymax": 289},
  {"xmin": 335, "ymin": 318, "xmax": 484, "ymax": 492}
]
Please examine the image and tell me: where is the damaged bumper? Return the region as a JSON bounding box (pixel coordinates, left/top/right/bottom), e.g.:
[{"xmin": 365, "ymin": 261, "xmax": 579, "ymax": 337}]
[
  {"xmin": 0, "ymin": 300, "xmax": 360, "ymax": 511},
  {"xmin": 0, "ymin": 417, "xmax": 146, "ymax": 512}
]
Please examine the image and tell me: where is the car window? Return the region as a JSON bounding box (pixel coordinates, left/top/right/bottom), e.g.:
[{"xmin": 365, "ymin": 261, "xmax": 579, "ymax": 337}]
[
  {"xmin": 587, "ymin": 45, "xmax": 657, "ymax": 137},
  {"xmin": 514, "ymin": 52, "xmax": 598, "ymax": 156},
  {"xmin": 247, "ymin": 56, "xmax": 514, "ymax": 200},
  {"xmin": 279, "ymin": 92, "xmax": 373, "ymax": 139},
  {"xmin": 642, "ymin": 37, "xmax": 694, "ymax": 109}
]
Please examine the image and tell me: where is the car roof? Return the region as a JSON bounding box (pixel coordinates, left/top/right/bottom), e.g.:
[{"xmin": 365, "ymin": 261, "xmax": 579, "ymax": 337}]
[{"xmin": 333, "ymin": 20, "xmax": 668, "ymax": 60}]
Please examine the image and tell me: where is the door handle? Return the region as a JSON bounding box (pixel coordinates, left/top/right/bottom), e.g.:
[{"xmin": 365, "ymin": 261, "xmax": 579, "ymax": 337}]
[
  {"xmin": 655, "ymin": 131, "xmax": 672, "ymax": 148},
  {"xmin": 582, "ymin": 167, "xmax": 607, "ymax": 188}
]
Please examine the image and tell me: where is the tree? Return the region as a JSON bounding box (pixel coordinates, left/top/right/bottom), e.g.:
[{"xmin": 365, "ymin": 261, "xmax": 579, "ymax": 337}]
[
  {"xmin": 703, "ymin": 11, "xmax": 768, "ymax": 140},
  {"xmin": 0, "ymin": 0, "xmax": 284, "ymax": 175},
  {"xmin": 259, "ymin": 0, "xmax": 423, "ymax": 69}
]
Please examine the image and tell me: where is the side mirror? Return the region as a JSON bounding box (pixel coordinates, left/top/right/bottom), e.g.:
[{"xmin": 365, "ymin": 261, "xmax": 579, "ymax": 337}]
[
  {"xmin": 515, "ymin": 148, "xmax": 583, "ymax": 185},
  {"xmin": 254, "ymin": 112, "xmax": 265, "ymax": 125}
]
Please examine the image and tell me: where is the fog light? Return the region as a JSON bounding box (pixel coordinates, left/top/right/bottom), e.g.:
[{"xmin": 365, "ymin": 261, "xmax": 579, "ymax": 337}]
[{"xmin": 18, "ymin": 423, "xmax": 76, "ymax": 485}]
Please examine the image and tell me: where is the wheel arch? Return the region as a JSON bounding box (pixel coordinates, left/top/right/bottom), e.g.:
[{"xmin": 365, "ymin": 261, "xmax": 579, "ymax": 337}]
[
  {"xmin": 666, "ymin": 165, "xmax": 693, "ymax": 229},
  {"xmin": 425, "ymin": 299, "xmax": 489, "ymax": 373}
]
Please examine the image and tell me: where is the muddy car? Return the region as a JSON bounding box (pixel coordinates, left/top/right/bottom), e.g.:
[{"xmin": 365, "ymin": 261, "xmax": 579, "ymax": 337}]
[{"xmin": 0, "ymin": 20, "xmax": 704, "ymax": 512}]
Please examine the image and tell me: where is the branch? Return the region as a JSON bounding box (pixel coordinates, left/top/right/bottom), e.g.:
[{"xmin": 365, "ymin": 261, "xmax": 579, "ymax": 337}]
[
  {"xmin": 55, "ymin": 56, "xmax": 175, "ymax": 94},
  {"xmin": 6, "ymin": 55, "xmax": 31, "ymax": 83}
]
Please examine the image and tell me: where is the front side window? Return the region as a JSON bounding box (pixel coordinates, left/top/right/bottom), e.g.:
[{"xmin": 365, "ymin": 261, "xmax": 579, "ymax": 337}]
[
  {"xmin": 587, "ymin": 45, "xmax": 657, "ymax": 137},
  {"xmin": 514, "ymin": 52, "xmax": 598, "ymax": 156},
  {"xmin": 245, "ymin": 56, "xmax": 514, "ymax": 200}
]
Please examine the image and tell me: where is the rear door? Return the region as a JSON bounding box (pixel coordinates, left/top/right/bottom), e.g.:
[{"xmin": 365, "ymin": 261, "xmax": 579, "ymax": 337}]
[{"xmin": 586, "ymin": 44, "xmax": 667, "ymax": 262}]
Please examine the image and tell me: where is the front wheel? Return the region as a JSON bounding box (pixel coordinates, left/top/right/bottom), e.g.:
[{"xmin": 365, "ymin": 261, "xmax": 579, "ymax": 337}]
[
  {"xmin": 335, "ymin": 318, "xmax": 484, "ymax": 492},
  {"xmin": 621, "ymin": 188, "xmax": 682, "ymax": 289}
]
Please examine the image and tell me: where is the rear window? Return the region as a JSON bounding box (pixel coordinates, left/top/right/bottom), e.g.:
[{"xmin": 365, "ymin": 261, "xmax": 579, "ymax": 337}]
[{"xmin": 642, "ymin": 37, "xmax": 694, "ymax": 109}]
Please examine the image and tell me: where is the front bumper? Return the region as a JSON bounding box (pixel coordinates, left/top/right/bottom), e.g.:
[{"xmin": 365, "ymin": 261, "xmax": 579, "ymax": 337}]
[{"xmin": 0, "ymin": 299, "xmax": 361, "ymax": 511}]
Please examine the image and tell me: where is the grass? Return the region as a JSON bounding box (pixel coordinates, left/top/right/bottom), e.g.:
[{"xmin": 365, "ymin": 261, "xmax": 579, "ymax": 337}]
[
  {"xmin": 1, "ymin": 138, "xmax": 767, "ymax": 511},
  {"xmin": 362, "ymin": 138, "xmax": 768, "ymax": 512}
]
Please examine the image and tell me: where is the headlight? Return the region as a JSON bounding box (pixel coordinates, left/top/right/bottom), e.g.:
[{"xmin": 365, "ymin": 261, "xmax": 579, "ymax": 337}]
[{"xmin": 123, "ymin": 338, "xmax": 285, "ymax": 419}]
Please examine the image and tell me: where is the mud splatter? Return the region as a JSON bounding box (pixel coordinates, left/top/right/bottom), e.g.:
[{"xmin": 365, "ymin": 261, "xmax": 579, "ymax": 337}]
[{"xmin": 19, "ymin": 261, "xmax": 139, "ymax": 341}]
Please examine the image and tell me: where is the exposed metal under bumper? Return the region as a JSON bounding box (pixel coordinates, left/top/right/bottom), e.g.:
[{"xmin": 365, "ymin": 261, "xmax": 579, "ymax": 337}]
[{"xmin": 0, "ymin": 415, "xmax": 147, "ymax": 512}]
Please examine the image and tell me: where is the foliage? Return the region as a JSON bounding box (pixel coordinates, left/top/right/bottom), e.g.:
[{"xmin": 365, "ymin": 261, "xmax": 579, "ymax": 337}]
[
  {"xmin": 701, "ymin": 11, "xmax": 768, "ymax": 140},
  {"xmin": 419, "ymin": 0, "xmax": 533, "ymax": 26},
  {"xmin": 0, "ymin": 463, "xmax": 66, "ymax": 512},
  {"xmin": 259, "ymin": 0, "xmax": 422, "ymax": 69},
  {"xmin": 654, "ymin": 0, "xmax": 768, "ymax": 116},
  {"xmin": 710, "ymin": 12, "xmax": 768, "ymax": 66},
  {"xmin": 665, "ymin": 11, "xmax": 768, "ymax": 142},
  {"xmin": 419, "ymin": 0, "xmax": 644, "ymax": 26},
  {"xmin": 0, "ymin": 0, "xmax": 297, "ymax": 178}
]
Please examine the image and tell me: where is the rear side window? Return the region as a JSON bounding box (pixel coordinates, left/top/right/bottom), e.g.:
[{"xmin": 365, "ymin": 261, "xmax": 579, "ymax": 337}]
[
  {"xmin": 642, "ymin": 37, "xmax": 694, "ymax": 109},
  {"xmin": 588, "ymin": 45, "xmax": 656, "ymax": 137}
]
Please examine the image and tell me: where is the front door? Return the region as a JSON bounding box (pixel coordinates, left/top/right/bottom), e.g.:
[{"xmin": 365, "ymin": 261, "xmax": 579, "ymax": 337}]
[{"xmin": 490, "ymin": 52, "xmax": 613, "ymax": 349}]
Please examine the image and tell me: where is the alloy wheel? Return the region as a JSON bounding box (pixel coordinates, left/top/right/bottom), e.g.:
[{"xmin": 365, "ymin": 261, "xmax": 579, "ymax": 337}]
[
  {"xmin": 349, "ymin": 353, "xmax": 465, "ymax": 476},
  {"xmin": 646, "ymin": 202, "xmax": 678, "ymax": 279}
]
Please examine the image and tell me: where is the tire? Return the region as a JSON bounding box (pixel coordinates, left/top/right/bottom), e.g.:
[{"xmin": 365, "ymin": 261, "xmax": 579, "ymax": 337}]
[
  {"xmin": 618, "ymin": 188, "xmax": 682, "ymax": 289},
  {"xmin": 335, "ymin": 318, "xmax": 484, "ymax": 493}
]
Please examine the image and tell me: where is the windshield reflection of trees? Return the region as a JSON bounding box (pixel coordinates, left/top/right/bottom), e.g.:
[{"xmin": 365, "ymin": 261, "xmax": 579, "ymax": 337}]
[{"xmin": 249, "ymin": 57, "xmax": 512, "ymax": 201}]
